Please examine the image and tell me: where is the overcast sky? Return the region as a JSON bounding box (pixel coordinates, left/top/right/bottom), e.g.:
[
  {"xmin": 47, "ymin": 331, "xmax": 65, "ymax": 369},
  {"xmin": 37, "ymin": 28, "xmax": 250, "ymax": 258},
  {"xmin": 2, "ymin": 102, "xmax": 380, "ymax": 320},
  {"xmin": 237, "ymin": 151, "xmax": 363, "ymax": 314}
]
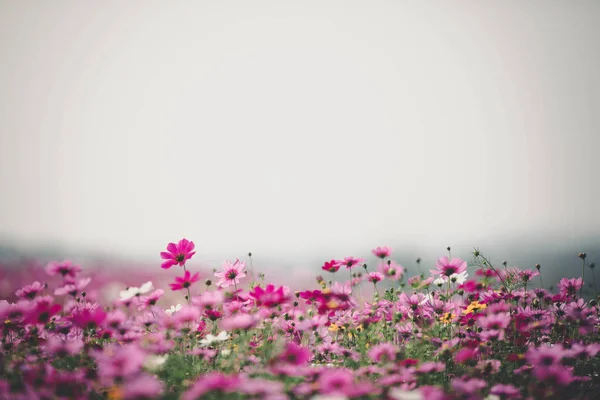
[{"xmin": 1, "ymin": 1, "xmax": 599, "ymax": 267}]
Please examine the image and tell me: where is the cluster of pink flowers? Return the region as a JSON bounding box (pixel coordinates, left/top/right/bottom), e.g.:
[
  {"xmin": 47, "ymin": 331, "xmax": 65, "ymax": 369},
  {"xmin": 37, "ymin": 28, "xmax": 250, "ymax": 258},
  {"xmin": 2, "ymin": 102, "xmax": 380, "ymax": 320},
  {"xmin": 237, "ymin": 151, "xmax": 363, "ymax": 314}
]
[{"xmin": 0, "ymin": 241, "xmax": 598, "ymax": 400}]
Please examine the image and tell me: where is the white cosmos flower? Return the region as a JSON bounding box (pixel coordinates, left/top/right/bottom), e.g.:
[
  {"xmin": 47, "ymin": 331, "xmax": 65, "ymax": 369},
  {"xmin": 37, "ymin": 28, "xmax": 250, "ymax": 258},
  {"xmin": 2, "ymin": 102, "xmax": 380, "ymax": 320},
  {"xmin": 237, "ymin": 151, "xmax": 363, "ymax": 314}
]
[
  {"xmin": 199, "ymin": 331, "xmax": 229, "ymax": 347},
  {"xmin": 450, "ymin": 271, "xmax": 468, "ymax": 284},
  {"xmin": 220, "ymin": 349, "xmax": 231, "ymax": 356},
  {"xmin": 165, "ymin": 304, "xmax": 183, "ymax": 315},
  {"xmin": 143, "ymin": 354, "xmax": 168, "ymax": 371},
  {"xmin": 119, "ymin": 281, "xmax": 154, "ymax": 300},
  {"xmin": 389, "ymin": 388, "xmax": 423, "ymax": 400},
  {"xmin": 433, "ymin": 277, "xmax": 446, "ymax": 287}
]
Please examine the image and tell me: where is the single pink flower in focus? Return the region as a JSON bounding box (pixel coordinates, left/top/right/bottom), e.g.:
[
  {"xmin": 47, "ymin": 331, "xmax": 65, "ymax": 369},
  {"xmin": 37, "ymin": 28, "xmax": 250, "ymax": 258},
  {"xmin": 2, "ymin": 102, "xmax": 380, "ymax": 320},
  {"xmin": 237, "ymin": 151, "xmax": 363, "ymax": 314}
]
[
  {"xmin": 372, "ymin": 246, "xmax": 392, "ymax": 259},
  {"xmin": 431, "ymin": 256, "xmax": 467, "ymax": 277},
  {"xmin": 214, "ymin": 259, "xmax": 247, "ymax": 288},
  {"xmin": 160, "ymin": 238, "xmax": 196, "ymax": 269},
  {"xmin": 169, "ymin": 271, "xmax": 200, "ymax": 291}
]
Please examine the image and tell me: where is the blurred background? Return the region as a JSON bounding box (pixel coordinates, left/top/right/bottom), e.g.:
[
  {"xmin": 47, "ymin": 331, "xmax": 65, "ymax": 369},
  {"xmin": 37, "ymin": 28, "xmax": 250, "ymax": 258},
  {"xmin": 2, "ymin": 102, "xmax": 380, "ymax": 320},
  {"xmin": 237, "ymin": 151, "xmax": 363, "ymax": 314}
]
[{"xmin": 1, "ymin": 1, "xmax": 599, "ymax": 293}]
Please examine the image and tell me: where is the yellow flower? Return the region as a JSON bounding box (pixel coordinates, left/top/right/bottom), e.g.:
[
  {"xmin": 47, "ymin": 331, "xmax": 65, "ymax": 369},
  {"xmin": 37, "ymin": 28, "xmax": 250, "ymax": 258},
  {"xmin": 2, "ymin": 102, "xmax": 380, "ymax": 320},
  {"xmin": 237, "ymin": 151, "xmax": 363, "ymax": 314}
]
[
  {"xmin": 328, "ymin": 323, "xmax": 340, "ymax": 332},
  {"xmin": 107, "ymin": 386, "xmax": 123, "ymax": 400},
  {"xmin": 326, "ymin": 300, "xmax": 339, "ymax": 309},
  {"xmin": 463, "ymin": 301, "xmax": 487, "ymax": 314},
  {"xmin": 439, "ymin": 312, "xmax": 455, "ymax": 324}
]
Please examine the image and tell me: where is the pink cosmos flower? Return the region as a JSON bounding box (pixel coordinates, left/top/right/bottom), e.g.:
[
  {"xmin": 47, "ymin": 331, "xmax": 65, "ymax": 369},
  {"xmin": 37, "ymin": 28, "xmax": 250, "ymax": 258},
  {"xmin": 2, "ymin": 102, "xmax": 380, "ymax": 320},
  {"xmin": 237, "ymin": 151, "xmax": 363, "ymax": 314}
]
[
  {"xmin": 192, "ymin": 290, "xmax": 225, "ymax": 309},
  {"xmin": 338, "ymin": 256, "xmax": 365, "ymax": 269},
  {"xmin": 169, "ymin": 270, "xmax": 201, "ymax": 291},
  {"xmin": 214, "ymin": 259, "xmax": 247, "ymax": 288},
  {"xmin": 431, "ymin": 256, "xmax": 467, "ymax": 277},
  {"xmin": 160, "ymin": 238, "xmax": 196, "ymax": 269},
  {"xmin": 451, "ymin": 377, "xmax": 487, "ymax": 395},
  {"xmin": 94, "ymin": 343, "xmax": 146, "ymax": 382},
  {"xmin": 249, "ymin": 284, "xmax": 289, "ymax": 307},
  {"xmin": 70, "ymin": 306, "xmax": 107, "ymax": 329},
  {"xmin": 490, "ymin": 384, "xmax": 521, "ymax": 398},
  {"xmin": 15, "ymin": 281, "xmax": 45, "ymax": 299},
  {"xmin": 378, "ymin": 261, "xmax": 404, "ymax": 281},
  {"xmin": 557, "ymin": 277, "xmax": 583, "ymax": 298},
  {"xmin": 367, "ymin": 271, "xmax": 384, "ymax": 284},
  {"xmin": 26, "ymin": 296, "xmax": 62, "ymax": 325},
  {"xmin": 317, "ymin": 368, "xmax": 354, "ymax": 395},
  {"xmin": 277, "ymin": 343, "xmax": 312, "ymax": 365},
  {"xmin": 43, "ymin": 336, "xmax": 84, "ymax": 357},
  {"xmin": 54, "ymin": 277, "xmax": 91, "ymax": 297},
  {"xmin": 182, "ymin": 373, "xmax": 240, "ymax": 400},
  {"xmin": 45, "ymin": 260, "xmax": 82, "ymax": 278},
  {"xmin": 220, "ymin": 313, "xmax": 257, "ymax": 330},
  {"xmin": 137, "ymin": 289, "xmax": 165, "ymax": 310},
  {"xmin": 321, "ymin": 259, "xmax": 340, "ymax": 273},
  {"xmin": 367, "ymin": 343, "xmax": 398, "ymax": 363},
  {"xmin": 122, "ymin": 374, "xmax": 164, "ymax": 399},
  {"xmin": 372, "ymin": 246, "xmax": 392, "ymax": 258}
]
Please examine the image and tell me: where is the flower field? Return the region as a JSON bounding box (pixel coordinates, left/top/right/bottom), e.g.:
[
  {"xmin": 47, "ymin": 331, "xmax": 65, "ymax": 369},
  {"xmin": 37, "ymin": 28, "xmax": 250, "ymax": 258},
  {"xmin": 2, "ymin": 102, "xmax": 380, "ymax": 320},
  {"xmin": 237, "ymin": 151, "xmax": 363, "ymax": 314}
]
[{"xmin": 1, "ymin": 240, "xmax": 599, "ymax": 399}]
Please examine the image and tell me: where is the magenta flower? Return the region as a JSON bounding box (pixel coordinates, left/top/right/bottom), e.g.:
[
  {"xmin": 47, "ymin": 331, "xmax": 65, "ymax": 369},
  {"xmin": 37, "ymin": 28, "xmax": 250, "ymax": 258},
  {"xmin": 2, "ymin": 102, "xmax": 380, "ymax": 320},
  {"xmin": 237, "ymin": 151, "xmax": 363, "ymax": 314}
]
[
  {"xmin": 557, "ymin": 277, "xmax": 583, "ymax": 298},
  {"xmin": 169, "ymin": 270, "xmax": 201, "ymax": 291},
  {"xmin": 214, "ymin": 259, "xmax": 247, "ymax": 288},
  {"xmin": 160, "ymin": 238, "xmax": 196, "ymax": 269},
  {"xmin": 321, "ymin": 259, "xmax": 340, "ymax": 273},
  {"xmin": 431, "ymin": 256, "xmax": 468, "ymax": 277},
  {"xmin": 70, "ymin": 306, "xmax": 107, "ymax": 329},
  {"xmin": 249, "ymin": 284, "xmax": 289, "ymax": 307},
  {"xmin": 372, "ymin": 246, "xmax": 392, "ymax": 258},
  {"xmin": 26, "ymin": 296, "xmax": 62, "ymax": 325},
  {"xmin": 277, "ymin": 343, "xmax": 311, "ymax": 365}
]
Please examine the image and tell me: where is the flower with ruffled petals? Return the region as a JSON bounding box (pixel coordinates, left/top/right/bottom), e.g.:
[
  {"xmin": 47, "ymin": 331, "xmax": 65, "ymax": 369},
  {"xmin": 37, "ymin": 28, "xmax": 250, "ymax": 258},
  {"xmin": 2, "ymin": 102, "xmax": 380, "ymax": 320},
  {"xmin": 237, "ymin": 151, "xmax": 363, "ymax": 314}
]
[{"xmin": 160, "ymin": 238, "xmax": 196, "ymax": 269}]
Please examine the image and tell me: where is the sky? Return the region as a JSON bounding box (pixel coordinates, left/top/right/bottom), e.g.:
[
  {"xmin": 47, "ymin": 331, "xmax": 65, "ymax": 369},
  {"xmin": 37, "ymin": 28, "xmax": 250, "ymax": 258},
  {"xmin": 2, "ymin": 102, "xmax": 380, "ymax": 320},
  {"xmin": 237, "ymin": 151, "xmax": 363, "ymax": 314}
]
[{"xmin": 1, "ymin": 1, "xmax": 599, "ymax": 271}]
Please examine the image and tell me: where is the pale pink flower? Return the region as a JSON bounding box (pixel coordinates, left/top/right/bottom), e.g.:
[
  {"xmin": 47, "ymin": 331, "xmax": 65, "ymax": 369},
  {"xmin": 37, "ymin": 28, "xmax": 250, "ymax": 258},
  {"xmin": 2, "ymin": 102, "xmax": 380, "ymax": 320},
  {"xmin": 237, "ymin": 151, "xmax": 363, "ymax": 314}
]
[{"xmin": 214, "ymin": 259, "xmax": 247, "ymax": 288}]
